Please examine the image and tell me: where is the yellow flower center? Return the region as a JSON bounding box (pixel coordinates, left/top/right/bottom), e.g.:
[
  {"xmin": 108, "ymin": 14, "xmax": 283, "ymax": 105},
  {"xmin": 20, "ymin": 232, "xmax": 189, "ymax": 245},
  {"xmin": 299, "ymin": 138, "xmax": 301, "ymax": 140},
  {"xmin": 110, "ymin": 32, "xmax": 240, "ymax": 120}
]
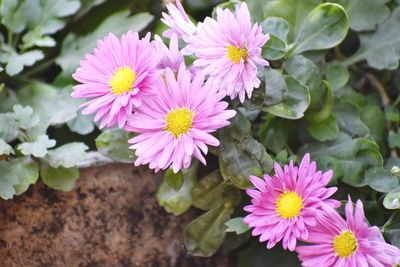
[
  {"xmin": 227, "ymin": 45, "xmax": 248, "ymax": 64},
  {"xmin": 333, "ymin": 230, "xmax": 357, "ymax": 258},
  {"xmin": 275, "ymin": 191, "xmax": 303, "ymax": 219},
  {"xmin": 165, "ymin": 108, "xmax": 193, "ymax": 138},
  {"xmin": 109, "ymin": 67, "xmax": 135, "ymax": 95}
]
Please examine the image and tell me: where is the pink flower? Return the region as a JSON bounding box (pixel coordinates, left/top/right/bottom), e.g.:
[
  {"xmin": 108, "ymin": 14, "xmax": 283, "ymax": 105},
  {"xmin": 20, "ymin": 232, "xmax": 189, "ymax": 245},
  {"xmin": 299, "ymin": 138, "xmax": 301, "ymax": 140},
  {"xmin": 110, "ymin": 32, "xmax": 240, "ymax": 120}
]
[
  {"xmin": 72, "ymin": 31, "xmax": 160, "ymax": 128},
  {"xmin": 243, "ymin": 154, "xmax": 340, "ymax": 251},
  {"xmin": 296, "ymin": 197, "xmax": 400, "ymax": 267},
  {"xmin": 154, "ymin": 33, "xmax": 184, "ymax": 72},
  {"xmin": 125, "ymin": 64, "xmax": 236, "ymax": 173},
  {"xmin": 161, "ymin": 0, "xmax": 196, "ymax": 42},
  {"xmin": 186, "ymin": 2, "xmax": 269, "ymax": 103}
]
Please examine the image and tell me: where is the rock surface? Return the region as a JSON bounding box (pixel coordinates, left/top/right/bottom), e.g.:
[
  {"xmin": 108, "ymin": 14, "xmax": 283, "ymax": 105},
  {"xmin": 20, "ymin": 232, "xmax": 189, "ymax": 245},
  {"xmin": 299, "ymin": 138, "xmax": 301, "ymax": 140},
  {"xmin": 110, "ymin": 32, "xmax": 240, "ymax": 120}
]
[{"xmin": 0, "ymin": 164, "xmax": 229, "ymax": 267}]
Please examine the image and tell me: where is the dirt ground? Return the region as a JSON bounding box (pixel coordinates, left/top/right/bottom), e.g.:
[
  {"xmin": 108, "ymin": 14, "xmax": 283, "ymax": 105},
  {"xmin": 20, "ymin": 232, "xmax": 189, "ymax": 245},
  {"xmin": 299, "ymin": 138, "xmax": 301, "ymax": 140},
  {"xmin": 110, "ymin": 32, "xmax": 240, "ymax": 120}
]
[{"xmin": 0, "ymin": 164, "xmax": 230, "ymax": 267}]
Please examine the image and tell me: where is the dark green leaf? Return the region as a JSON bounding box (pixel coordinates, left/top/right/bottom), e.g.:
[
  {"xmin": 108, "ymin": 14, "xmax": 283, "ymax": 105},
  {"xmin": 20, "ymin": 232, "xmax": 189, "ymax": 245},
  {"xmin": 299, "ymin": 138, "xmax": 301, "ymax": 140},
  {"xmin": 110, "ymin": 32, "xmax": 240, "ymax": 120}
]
[
  {"xmin": 326, "ymin": 62, "xmax": 349, "ymax": 90},
  {"xmin": 365, "ymin": 167, "xmax": 399, "ymax": 193},
  {"xmin": 40, "ymin": 164, "xmax": 79, "ymax": 192},
  {"xmin": 308, "ymin": 114, "xmax": 339, "ymax": 142}
]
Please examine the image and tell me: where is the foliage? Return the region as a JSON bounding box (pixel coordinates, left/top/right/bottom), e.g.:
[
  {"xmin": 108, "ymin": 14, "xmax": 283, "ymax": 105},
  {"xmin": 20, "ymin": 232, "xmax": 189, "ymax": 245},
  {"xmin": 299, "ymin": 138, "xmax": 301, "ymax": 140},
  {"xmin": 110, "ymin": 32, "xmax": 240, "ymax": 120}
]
[{"xmin": 1, "ymin": 0, "xmax": 400, "ymax": 265}]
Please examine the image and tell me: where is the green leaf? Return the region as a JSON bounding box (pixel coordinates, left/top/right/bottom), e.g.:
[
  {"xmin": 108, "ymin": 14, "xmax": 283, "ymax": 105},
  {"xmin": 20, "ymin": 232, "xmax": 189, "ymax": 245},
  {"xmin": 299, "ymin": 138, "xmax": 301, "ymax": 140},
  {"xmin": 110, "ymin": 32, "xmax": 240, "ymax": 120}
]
[
  {"xmin": 0, "ymin": 114, "xmax": 18, "ymax": 142},
  {"xmin": 308, "ymin": 114, "xmax": 339, "ymax": 142},
  {"xmin": 95, "ymin": 128, "xmax": 134, "ymax": 163},
  {"xmin": 67, "ymin": 112, "xmax": 95, "ymax": 135},
  {"xmin": 157, "ymin": 163, "xmax": 197, "ymax": 216},
  {"xmin": 219, "ymin": 112, "xmax": 274, "ymax": 189},
  {"xmin": 282, "ymin": 55, "xmax": 324, "ymax": 112},
  {"xmin": 225, "ymin": 217, "xmax": 250, "ymax": 235},
  {"xmin": 263, "ymin": 76, "xmax": 311, "ymax": 120},
  {"xmin": 164, "ymin": 169, "xmax": 184, "ymax": 191},
  {"xmin": 0, "ymin": 139, "xmax": 13, "ymax": 155},
  {"xmin": 0, "ymin": 50, "xmax": 44, "ymax": 76},
  {"xmin": 0, "ymin": 161, "xmax": 19, "ymax": 199},
  {"xmin": 20, "ymin": 27, "xmax": 56, "ymax": 50},
  {"xmin": 56, "ymin": 11, "xmax": 154, "ymax": 79},
  {"xmin": 192, "ymin": 170, "xmax": 241, "ymax": 210},
  {"xmin": 40, "ymin": 164, "xmax": 79, "ymax": 192},
  {"xmin": 325, "ymin": 62, "xmax": 349, "ymax": 90},
  {"xmin": 301, "ymin": 134, "xmax": 383, "ymax": 187},
  {"xmin": 345, "ymin": 7, "xmax": 400, "ymax": 70},
  {"xmin": 334, "ymin": 102, "xmax": 369, "ymax": 137},
  {"xmin": 332, "ymin": 0, "xmax": 390, "ymax": 31},
  {"xmin": 365, "ymin": 167, "xmax": 399, "ymax": 193},
  {"xmin": 11, "ymin": 105, "xmax": 39, "ymax": 130},
  {"xmin": 384, "ymin": 188, "xmax": 400, "ymax": 210},
  {"xmin": 259, "ymin": 117, "xmax": 288, "ymax": 154},
  {"xmin": 184, "ymin": 203, "xmax": 234, "ymax": 257},
  {"xmin": 19, "ymin": 134, "xmax": 56, "ymax": 158},
  {"xmin": 263, "ymin": 0, "xmax": 322, "ymax": 42},
  {"xmin": 360, "ymin": 105, "xmax": 387, "ymax": 150},
  {"xmin": 289, "ymin": 3, "xmax": 349, "ymax": 56},
  {"xmin": 382, "ymin": 213, "xmax": 400, "ymax": 247},
  {"xmin": 389, "ymin": 132, "xmax": 400, "ymax": 149},
  {"xmin": 1, "ymin": 0, "xmax": 41, "ymax": 33},
  {"xmin": 46, "ymin": 142, "xmax": 88, "ymax": 168},
  {"xmin": 263, "ymin": 68, "xmax": 286, "ymax": 106},
  {"xmin": 261, "ymin": 17, "xmax": 289, "ymax": 60},
  {"xmin": 11, "ymin": 157, "xmax": 39, "ymax": 195}
]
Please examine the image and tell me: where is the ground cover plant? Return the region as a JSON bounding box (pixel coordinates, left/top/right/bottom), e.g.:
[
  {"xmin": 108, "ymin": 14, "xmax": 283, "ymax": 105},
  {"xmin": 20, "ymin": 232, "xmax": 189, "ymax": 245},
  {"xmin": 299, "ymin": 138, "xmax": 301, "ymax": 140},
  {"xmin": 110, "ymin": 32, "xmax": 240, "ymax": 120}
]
[{"xmin": 2, "ymin": 0, "xmax": 400, "ymax": 266}]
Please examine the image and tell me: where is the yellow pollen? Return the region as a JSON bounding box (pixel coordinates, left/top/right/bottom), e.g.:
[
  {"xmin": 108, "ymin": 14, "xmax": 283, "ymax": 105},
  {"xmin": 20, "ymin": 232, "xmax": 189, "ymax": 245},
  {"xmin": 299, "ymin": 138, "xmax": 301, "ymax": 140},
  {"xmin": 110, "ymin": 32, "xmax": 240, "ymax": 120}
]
[
  {"xmin": 333, "ymin": 230, "xmax": 357, "ymax": 258},
  {"xmin": 227, "ymin": 45, "xmax": 248, "ymax": 64},
  {"xmin": 109, "ymin": 67, "xmax": 135, "ymax": 95},
  {"xmin": 165, "ymin": 108, "xmax": 193, "ymax": 138},
  {"xmin": 275, "ymin": 191, "xmax": 303, "ymax": 219}
]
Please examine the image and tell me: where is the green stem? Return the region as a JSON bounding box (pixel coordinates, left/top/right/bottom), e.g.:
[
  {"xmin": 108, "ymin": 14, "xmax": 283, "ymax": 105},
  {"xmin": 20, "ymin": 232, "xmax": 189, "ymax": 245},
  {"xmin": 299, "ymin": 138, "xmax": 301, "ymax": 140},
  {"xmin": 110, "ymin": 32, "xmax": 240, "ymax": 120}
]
[
  {"xmin": 23, "ymin": 58, "xmax": 56, "ymax": 77},
  {"xmin": 7, "ymin": 30, "xmax": 13, "ymax": 47}
]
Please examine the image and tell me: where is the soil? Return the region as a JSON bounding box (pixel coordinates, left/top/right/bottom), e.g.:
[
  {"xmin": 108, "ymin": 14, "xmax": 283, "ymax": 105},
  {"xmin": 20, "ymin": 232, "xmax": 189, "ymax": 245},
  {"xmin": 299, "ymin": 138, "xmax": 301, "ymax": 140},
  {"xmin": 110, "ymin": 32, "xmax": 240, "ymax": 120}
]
[{"xmin": 0, "ymin": 164, "xmax": 230, "ymax": 267}]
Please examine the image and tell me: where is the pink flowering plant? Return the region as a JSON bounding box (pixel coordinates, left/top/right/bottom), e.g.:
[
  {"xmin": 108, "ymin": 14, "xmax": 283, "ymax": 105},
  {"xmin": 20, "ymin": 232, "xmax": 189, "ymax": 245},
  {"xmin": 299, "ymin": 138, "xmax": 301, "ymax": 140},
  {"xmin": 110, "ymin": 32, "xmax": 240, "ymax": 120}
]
[{"xmin": 2, "ymin": 0, "xmax": 400, "ymax": 266}]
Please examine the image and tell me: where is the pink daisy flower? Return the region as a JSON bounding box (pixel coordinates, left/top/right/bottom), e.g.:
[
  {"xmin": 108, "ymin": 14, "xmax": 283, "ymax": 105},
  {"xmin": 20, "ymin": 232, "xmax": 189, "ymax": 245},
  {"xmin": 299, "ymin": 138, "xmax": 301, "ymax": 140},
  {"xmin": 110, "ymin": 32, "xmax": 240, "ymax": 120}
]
[
  {"xmin": 243, "ymin": 154, "xmax": 340, "ymax": 251},
  {"xmin": 296, "ymin": 197, "xmax": 400, "ymax": 267},
  {"xmin": 72, "ymin": 31, "xmax": 160, "ymax": 128},
  {"xmin": 154, "ymin": 33, "xmax": 184, "ymax": 72},
  {"xmin": 125, "ymin": 64, "xmax": 236, "ymax": 173},
  {"xmin": 186, "ymin": 2, "xmax": 269, "ymax": 103},
  {"xmin": 161, "ymin": 0, "xmax": 196, "ymax": 42}
]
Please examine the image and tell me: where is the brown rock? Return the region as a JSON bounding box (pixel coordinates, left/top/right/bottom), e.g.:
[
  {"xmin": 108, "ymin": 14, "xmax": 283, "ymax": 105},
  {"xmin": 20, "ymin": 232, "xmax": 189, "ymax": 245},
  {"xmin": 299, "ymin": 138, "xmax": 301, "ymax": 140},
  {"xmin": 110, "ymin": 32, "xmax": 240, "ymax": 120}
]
[{"xmin": 0, "ymin": 164, "xmax": 230, "ymax": 267}]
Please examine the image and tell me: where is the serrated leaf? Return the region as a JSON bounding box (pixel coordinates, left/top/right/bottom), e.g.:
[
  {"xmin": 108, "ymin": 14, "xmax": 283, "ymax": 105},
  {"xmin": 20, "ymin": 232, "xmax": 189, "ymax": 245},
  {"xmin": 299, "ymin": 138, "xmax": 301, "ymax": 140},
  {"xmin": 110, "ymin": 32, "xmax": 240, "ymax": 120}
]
[
  {"xmin": 46, "ymin": 142, "xmax": 88, "ymax": 168},
  {"xmin": 157, "ymin": 163, "xmax": 197, "ymax": 216},
  {"xmin": 11, "ymin": 157, "xmax": 39, "ymax": 195},
  {"xmin": 0, "ymin": 50, "xmax": 44, "ymax": 76},
  {"xmin": 11, "ymin": 105, "xmax": 39, "ymax": 130},
  {"xmin": 332, "ymin": 0, "xmax": 390, "ymax": 31},
  {"xmin": 0, "ymin": 113, "xmax": 19, "ymax": 142},
  {"xmin": 20, "ymin": 27, "xmax": 56, "ymax": 50},
  {"xmin": 219, "ymin": 112, "xmax": 274, "ymax": 189},
  {"xmin": 1, "ymin": 0, "xmax": 41, "ymax": 33},
  {"xmin": 40, "ymin": 164, "xmax": 79, "ymax": 191},
  {"xmin": 225, "ymin": 217, "xmax": 250, "ymax": 235},
  {"xmin": 56, "ymin": 11, "xmax": 154, "ymax": 79},
  {"xmin": 0, "ymin": 139, "xmax": 13, "ymax": 155},
  {"xmin": 289, "ymin": 3, "xmax": 349, "ymax": 56},
  {"xmin": 192, "ymin": 170, "xmax": 241, "ymax": 211},
  {"xmin": 184, "ymin": 203, "xmax": 234, "ymax": 257},
  {"xmin": 95, "ymin": 128, "xmax": 134, "ymax": 163},
  {"xmin": 20, "ymin": 135, "xmax": 56, "ymax": 158},
  {"xmin": 0, "ymin": 161, "xmax": 19, "ymax": 199}
]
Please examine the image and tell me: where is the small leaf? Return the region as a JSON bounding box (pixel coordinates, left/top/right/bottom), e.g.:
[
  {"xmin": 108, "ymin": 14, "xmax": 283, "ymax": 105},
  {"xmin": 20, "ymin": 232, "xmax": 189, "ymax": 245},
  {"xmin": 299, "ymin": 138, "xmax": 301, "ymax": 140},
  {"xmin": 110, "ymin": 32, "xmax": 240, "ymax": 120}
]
[
  {"xmin": 164, "ymin": 169, "xmax": 184, "ymax": 191},
  {"xmin": 0, "ymin": 50, "xmax": 44, "ymax": 76},
  {"xmin": 184, "ymin": 203, "xmax": 234, "ymax": 257},
  {"xmin": 263, "ymin": 76, "xmax": 310, "ymax": 120},
  {"xmin": 289, "ymin": 3, "xmax": 349, "ymax": 56},
  {"xmin": 1, "ymin": 0, "xmax": 41, "ymax": 33},
  {"xmin": 20, "ymin": 135, "xmax": 56, "ymax": 158},
  {"xmin": 261, "ymin": 17, "xmax": 289, "ymax": 60},
  {"xmin": 46, "ymin": 142, "xmax": 89, "ymax": 168},
  {"xmin": 0, "ymin": 113, "xmax": 18, "ymax": 142},
  {"xmin": 11, "ymin": 105, "xmax": 39, "ymax": 130},
  {"xmin": 157, "ymin": 163, "xmax": 197, "ymax": 216},
  {"xmin": 11, "ymin": 157, "xmax": 39, "ymax": 195},
  {"xmin": 40, "ymin": 164, "xmax": 79, "ymax": 192},
  {"xmin": 365, "ymin": 167, "xmax": 399, "ymax": 193},
  {"xmin": 0, "ymin": 161, "xmax": 19, "ymax": 199},
  {"xmin": 95, "ymin": 128, "xmax": 134, "ymax": 163},
  {"xmin": 389, "ymin": 132, "xmax": 400, "ymax": 149},
  {"xmin": 225, "ymin": 217, "xmax": 250, "ymax": 235},
  {"xmin": 192, "ymin": 170, "xmax": 241, "ymax": 210},
  {"xmin": 20, "ymin": 27, "xmax": 56, "ymax": 50},
  {"xmin": 308, "ymin": 114, "xmax": 339, "ymax": 142},
  {"xmin": 325, "ymin": 63, "xmax": 349, "ymax": 90}
]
